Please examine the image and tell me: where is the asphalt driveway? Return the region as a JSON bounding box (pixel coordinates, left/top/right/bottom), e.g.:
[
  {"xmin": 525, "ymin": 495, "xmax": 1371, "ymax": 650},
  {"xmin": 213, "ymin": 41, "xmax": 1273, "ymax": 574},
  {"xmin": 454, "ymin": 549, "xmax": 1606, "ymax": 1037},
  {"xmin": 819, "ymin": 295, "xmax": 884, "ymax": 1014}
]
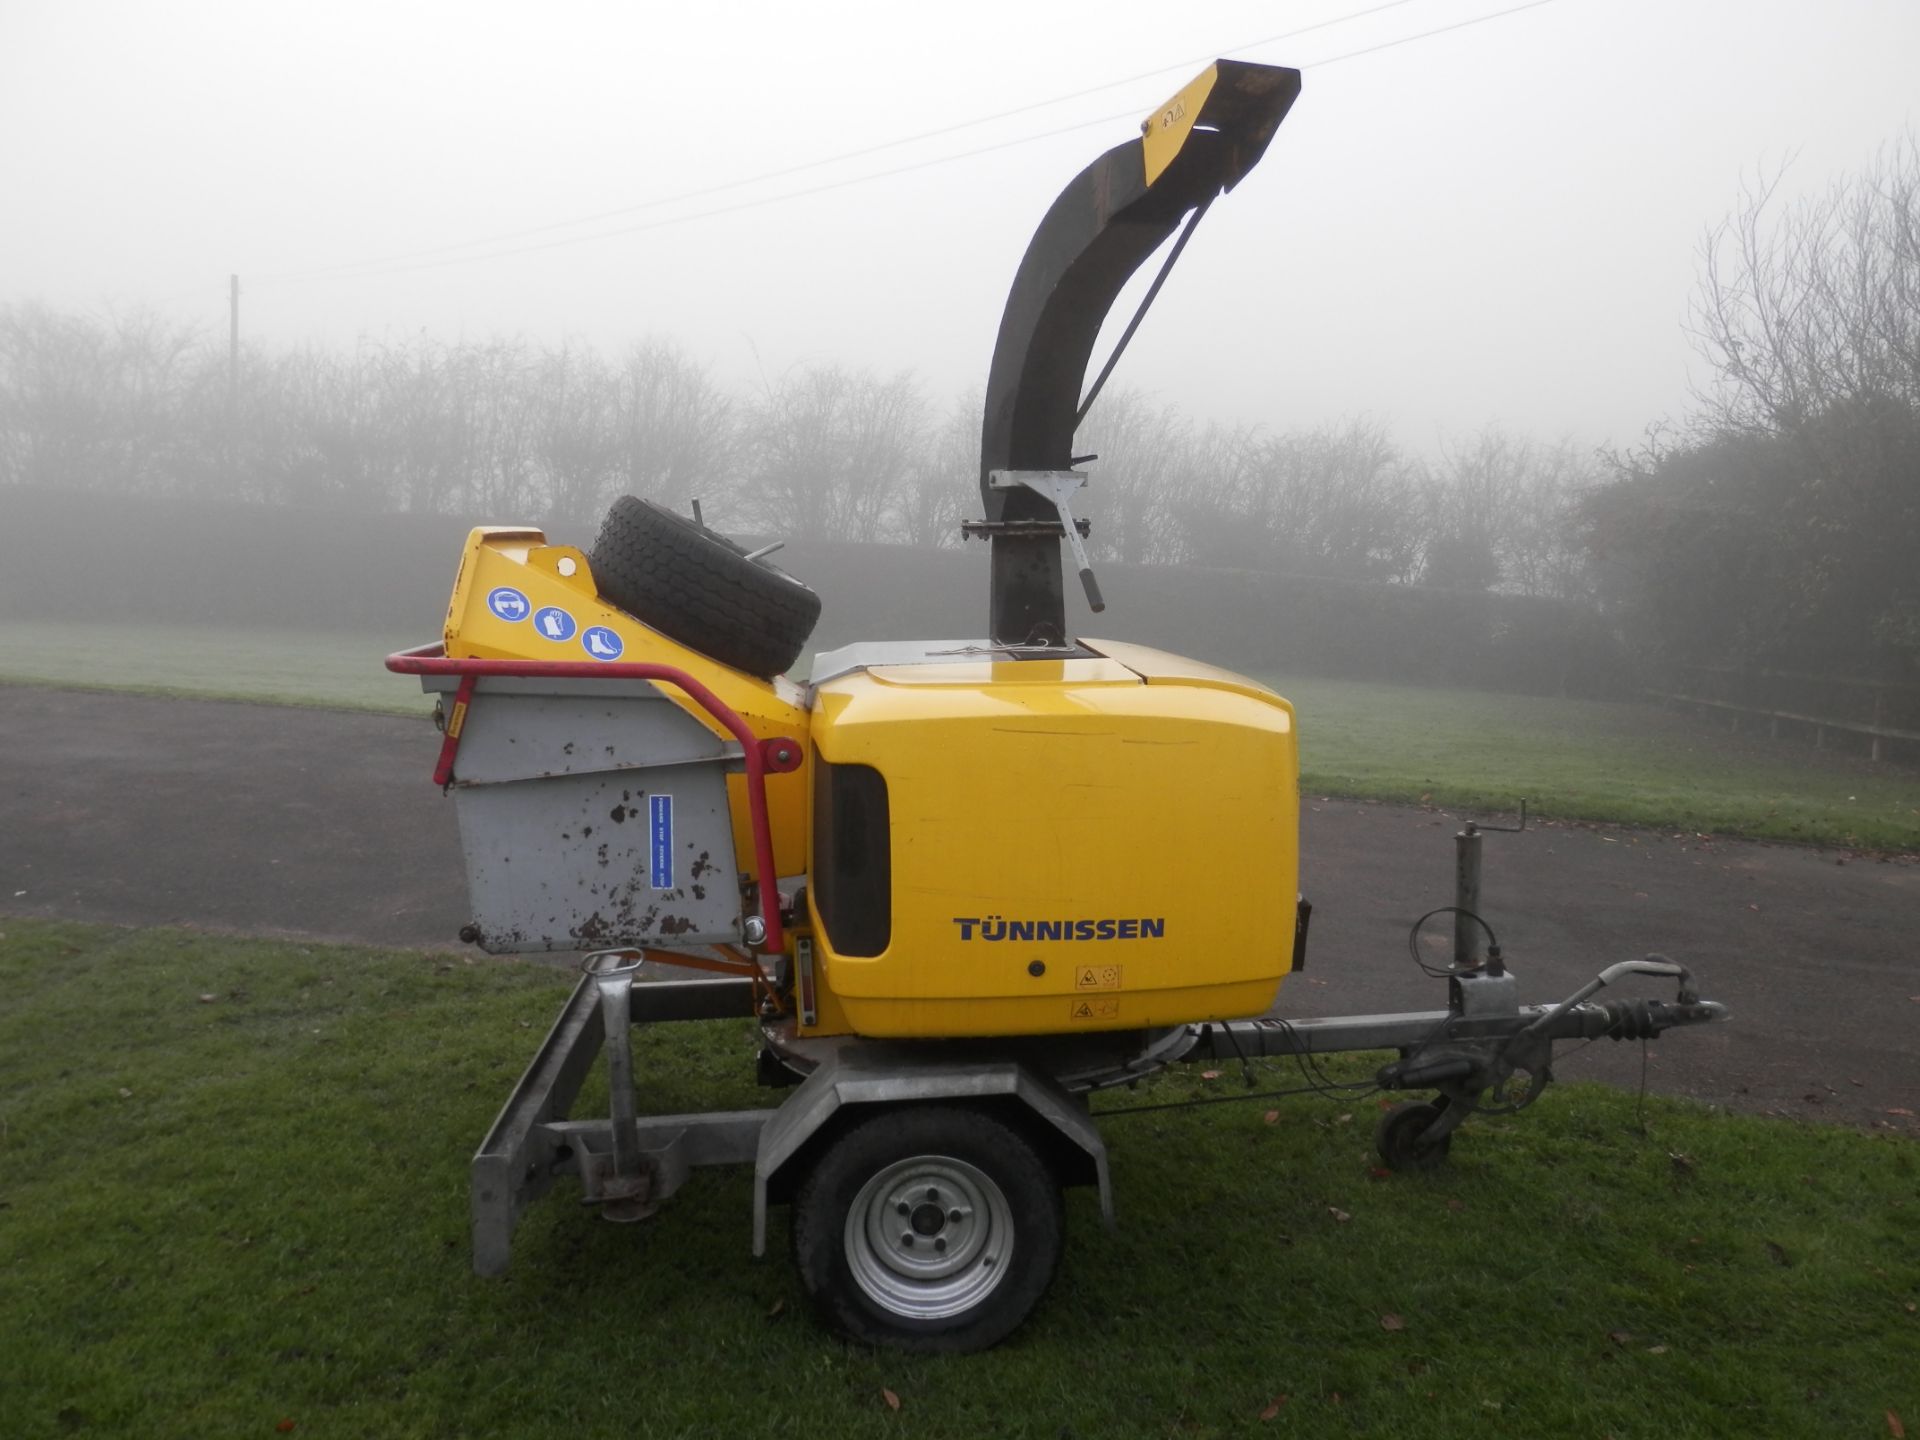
[{"xmin": 3, "ymin": 684, "xmax": 1915, "ymax": 1129}]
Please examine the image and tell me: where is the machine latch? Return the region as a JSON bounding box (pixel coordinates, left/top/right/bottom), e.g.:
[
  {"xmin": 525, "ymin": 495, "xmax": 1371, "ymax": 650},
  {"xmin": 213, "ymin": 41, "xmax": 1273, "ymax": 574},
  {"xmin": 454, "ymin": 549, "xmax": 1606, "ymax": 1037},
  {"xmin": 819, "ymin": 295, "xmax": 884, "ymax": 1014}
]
[{"xmin": 986, "ymin": 469, "xmax": 1105, "ymax": 612}]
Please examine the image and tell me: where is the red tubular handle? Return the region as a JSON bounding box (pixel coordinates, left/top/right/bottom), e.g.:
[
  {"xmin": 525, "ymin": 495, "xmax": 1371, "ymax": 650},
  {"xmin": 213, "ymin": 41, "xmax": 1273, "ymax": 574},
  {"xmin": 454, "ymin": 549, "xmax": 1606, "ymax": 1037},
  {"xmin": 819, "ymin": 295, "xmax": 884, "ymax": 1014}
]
[{"xmin": 387, "ymin": 643, "xmax": 792, "ymax": 953}]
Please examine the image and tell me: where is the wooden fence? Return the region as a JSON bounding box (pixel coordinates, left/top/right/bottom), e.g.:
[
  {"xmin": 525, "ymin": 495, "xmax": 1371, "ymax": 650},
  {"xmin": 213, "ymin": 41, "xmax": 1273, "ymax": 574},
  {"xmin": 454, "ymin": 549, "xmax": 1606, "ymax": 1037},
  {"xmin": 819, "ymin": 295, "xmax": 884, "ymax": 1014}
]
[{"xmin": 1647, "ymin": 664, "xmax": 1920, "ymax": 763}]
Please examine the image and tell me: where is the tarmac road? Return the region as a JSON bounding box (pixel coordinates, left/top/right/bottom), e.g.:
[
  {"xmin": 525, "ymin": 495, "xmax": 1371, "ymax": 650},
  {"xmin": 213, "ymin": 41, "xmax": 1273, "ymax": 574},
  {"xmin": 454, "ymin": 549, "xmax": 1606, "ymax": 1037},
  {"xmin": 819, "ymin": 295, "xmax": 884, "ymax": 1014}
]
[{"xmin": 3, "ymin": 684, "xmax": 1916, "ymax": 1131}]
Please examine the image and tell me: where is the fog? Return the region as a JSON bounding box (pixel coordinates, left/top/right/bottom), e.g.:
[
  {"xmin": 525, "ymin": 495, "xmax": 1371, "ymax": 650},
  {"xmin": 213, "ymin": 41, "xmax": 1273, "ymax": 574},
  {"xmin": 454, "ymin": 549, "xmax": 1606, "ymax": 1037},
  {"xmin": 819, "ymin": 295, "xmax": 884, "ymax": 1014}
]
[
  {"xmin": 5, "ymin": 0, "xmax": 1917, "ymax": 453},
  {"xmin": 4, "ymin": 0, "xmax": 1920, "ymax": 738}
]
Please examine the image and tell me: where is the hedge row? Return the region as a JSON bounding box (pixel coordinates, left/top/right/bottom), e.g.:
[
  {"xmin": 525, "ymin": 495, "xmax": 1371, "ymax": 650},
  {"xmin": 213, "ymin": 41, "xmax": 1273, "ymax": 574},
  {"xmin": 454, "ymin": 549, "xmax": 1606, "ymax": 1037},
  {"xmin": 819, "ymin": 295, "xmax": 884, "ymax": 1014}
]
[{"xmin": 0, "ymin": 487, "xmax": 1630, "ymax": 697}]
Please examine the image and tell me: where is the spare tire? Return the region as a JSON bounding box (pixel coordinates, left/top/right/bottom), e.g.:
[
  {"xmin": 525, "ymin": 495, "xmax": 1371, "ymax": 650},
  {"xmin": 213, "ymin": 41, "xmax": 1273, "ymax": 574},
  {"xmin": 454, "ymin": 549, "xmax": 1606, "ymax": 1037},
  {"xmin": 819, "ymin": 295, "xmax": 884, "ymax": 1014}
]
[{"xmin": 586, "ymin": 496, "xmax": 822, "ymax": 678}]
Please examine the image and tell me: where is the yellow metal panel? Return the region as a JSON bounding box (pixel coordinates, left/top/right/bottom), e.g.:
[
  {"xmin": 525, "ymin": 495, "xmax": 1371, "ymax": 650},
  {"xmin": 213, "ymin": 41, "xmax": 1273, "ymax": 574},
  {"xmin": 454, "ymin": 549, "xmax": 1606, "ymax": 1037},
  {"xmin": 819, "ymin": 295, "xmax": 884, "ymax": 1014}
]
[
  {"xmin": 440, "ymin": 528, "xmax": 813, "ymax": 884},
  {"xmin": 1085, "ymin": 637, "xmax": 1290, "ymax": 704},
  {"xmin": 1141, "ymin": 64, "xmax": 1220, "ymax": 187},
  {"xmin": 805, "ymin": 659, "xmax": 1298, "ymax": 1038}
]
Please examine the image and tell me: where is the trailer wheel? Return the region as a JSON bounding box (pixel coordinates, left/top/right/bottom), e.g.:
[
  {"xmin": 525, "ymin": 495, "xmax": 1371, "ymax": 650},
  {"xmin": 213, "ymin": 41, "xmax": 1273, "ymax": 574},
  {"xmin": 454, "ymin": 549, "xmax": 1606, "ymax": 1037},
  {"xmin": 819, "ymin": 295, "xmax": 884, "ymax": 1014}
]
[
  {"xmin": 1375, "ymin": 1099, "xmax": 1452, "ymax": 1172},
  {"xmin": 792, "ymin": 1106, "xmax": 1063, "ymax": 1353},
  {"xmin": 586, "ymin": 495, "xmax": 821, "ymax": 679}
]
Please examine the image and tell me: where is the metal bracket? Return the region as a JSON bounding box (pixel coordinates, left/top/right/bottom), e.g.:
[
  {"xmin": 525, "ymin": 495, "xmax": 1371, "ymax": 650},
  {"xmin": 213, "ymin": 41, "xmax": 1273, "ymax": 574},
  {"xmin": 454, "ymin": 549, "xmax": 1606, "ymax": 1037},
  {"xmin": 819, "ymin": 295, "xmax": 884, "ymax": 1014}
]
[{"xmin": 987, "ymin": 469, "xmax": 1105, "ymax": 612}]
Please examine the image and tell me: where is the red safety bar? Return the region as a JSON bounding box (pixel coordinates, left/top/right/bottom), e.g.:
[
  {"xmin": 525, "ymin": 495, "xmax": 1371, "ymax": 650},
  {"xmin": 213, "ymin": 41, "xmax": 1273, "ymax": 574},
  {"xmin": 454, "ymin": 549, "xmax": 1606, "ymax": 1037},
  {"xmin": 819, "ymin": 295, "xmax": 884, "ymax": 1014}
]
[{"xmin": 386, "ymin": 643, "xmax": 799, "ymax": 953}]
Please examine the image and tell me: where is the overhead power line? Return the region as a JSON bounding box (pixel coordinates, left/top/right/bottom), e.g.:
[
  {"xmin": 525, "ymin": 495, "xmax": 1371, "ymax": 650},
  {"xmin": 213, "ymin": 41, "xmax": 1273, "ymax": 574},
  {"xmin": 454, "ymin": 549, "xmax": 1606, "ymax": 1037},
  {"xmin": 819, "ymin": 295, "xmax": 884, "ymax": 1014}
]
[
  {"xmin": 263, "ymin": 0, "xmax": 1428, "ymax": 284},
  {"xmin": 265, "ymin": 0, "xmax": 1565, "ymax": 287}
]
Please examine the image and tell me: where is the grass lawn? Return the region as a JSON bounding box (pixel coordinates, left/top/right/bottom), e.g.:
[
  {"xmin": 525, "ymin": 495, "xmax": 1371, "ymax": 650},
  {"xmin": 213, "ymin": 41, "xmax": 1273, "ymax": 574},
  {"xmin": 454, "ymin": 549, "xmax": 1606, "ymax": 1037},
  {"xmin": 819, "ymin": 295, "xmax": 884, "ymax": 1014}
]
[
  {"xmin": 1280, "ymin": 676, "xmax": 1920, "ymax": 851},
  {"xmin": 3, "ymin": 618, "xmax": 1918, "ymax": 849},
  {"xmin": 0, "ymin": 619, "xmax": 424, "ymax": 715},
  {"xmin": 2, "ymin": 918, "xmax": 1916, "ymax": 1439}
]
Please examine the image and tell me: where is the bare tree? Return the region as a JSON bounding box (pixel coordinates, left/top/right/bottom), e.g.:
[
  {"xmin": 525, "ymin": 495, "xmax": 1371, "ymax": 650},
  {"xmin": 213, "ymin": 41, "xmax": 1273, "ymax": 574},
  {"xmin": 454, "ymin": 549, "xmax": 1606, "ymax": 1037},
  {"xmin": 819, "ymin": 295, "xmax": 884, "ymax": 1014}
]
[
  {"xmin": 896, "ymin": 387, "xmax": 977, "ymax": 548},
  {"xmin": 1169, "ymin": 416, "xmax": 1421, "ymax": 580},
  {"xmin": 1074, "ymin": 388, "xmax": 1191, "ymax": 565},
  {"xmin": 612, "ymin": 339, "xmax": 736, "ymax": 522},
  {"xmin": 1694, "ymin": 134, "xmax": 1920, "ymax": 432},
  {"xmin": 743, "ymin": 363, "xmax": 928, "ymax": 542},
  {"xmin": 0, "ymin": 302, "xmax": 202, "ymax": 495}
]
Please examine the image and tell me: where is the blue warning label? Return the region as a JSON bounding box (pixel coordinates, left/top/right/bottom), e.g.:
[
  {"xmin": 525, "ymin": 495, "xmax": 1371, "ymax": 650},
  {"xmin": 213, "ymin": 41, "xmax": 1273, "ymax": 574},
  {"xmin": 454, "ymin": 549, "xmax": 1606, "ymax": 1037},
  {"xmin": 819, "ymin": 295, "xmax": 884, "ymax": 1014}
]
[
  {"xmin": 649, "ymin": 794, "xmax": 673, "ymax": 889},
  {"xmin": 486, "ymin": 586, "xmax": 530, "ymax": 622},
  {"xmin": 532, "ymin": 606, "xmax": 577, "ymax": 642},
  {"xmin": 582, "ymin": 625, "xmax": 624, "ymax": 661}
]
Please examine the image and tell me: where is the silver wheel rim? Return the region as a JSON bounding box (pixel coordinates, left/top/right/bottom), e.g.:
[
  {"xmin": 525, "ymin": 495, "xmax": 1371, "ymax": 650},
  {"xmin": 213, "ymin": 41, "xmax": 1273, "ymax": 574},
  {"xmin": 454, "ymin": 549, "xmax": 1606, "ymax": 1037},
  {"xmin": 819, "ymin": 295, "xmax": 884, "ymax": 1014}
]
[{"xmin": 844, "ymin": 1154, "xmax": 1014, "ymax": 1321}]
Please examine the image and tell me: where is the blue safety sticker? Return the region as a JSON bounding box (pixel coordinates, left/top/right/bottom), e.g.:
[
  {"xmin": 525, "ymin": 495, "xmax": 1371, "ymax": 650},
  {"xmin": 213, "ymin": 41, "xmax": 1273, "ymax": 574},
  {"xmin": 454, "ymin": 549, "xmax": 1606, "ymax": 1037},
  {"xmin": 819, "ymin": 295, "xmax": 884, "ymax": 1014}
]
[
  {"xmin": 649, "ymin": 794, "xmax": 673, "ymax": 889},
  {"xmin": 486, "ymin": 586, "xmax": 530, "ymax": 622},
  {"xmin": 582, "ymin": 625, "xmax": 624, "ymax": 661},
  {"xmin": 532, "ymin": 606, "xmax": 577, "ymax": 642}
]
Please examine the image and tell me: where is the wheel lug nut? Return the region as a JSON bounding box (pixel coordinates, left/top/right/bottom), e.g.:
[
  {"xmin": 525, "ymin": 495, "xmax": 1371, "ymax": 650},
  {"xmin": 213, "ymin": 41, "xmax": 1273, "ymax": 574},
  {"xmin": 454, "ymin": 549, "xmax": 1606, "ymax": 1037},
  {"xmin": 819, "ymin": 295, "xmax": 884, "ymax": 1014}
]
[
  {"xmin": 934, "ymin": 1237, "xmax": 947, "ymax": 1252},
  {"xmin": 896, "ymin": 1202, "xmax": 910, "ymax": 1215},
  {"xmin": 901, "ymin": 1233, "xmax": 914, "ymax": 1247},
  {"xmin": 948, "ymin": 1208, "xmax": 963, "ymax": 1222},
  {"xmin": 925, "ymin": 1187, "xmax": 939, "ymax": 1201}
]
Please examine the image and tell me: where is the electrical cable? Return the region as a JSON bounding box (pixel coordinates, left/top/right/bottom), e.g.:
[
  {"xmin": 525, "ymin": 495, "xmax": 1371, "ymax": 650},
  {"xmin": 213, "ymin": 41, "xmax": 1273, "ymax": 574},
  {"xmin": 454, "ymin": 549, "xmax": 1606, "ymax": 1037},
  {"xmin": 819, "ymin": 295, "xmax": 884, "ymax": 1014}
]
[
  {"xmin": 265, "ymin": 0, "xmax": 1432, "ymax": 283},
  {"xmin": 253, "ymin": 0, "xmax": 1569, "ymax": 287},
  {"xmin": 1406, "ymin": 906, "xmax": 1499, "ymax": 978},
  {"xmin": 1093, "ymin": 1074, "xmax": 1378, "ymax": 1119}
]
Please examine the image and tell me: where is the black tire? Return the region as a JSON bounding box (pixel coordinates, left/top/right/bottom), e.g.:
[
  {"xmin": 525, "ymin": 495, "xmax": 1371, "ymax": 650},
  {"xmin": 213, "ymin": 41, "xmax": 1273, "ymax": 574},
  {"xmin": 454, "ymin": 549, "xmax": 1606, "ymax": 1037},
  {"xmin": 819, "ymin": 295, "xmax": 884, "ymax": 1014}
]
[
  {"xmin": 586, "ymin": 496, "xmax": 821, "ymax": 679},
  {"xmin": 1375, "ymin": 1099, "xmax": 1452, "ymax": 1172},
  {"xmin": 792, "ymin": 1106, "xmax": 1064, "ymax": 1353}
]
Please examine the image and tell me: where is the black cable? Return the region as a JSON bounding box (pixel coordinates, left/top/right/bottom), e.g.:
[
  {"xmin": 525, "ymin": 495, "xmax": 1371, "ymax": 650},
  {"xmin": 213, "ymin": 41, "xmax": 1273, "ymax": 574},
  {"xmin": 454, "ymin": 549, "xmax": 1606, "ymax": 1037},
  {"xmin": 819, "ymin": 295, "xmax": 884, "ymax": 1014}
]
[
  {"xmin": 1093, "ymin": 1074, "xmax": 1378, "ymax": 1119},
  {"xmin": 1218, "ymin": 1008, "xmax": 1259, "ymax": 1086},
  {"xmin": 1406, "ymin": 906, "xmax": 1499, "ymax": 979},
  {"xmin": 1636, "ymin": 1036, "xmax": 1650, "ymax": 1134}
]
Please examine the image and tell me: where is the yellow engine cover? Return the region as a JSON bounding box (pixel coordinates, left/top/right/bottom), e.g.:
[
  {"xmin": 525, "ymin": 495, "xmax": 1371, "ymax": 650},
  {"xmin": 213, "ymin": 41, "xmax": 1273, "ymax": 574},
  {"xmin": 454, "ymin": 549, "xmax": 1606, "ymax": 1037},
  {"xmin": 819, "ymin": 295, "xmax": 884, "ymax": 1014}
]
[{"xmin": 805, "ymin": 639, "xmax": 1299, "ymax": 1038}]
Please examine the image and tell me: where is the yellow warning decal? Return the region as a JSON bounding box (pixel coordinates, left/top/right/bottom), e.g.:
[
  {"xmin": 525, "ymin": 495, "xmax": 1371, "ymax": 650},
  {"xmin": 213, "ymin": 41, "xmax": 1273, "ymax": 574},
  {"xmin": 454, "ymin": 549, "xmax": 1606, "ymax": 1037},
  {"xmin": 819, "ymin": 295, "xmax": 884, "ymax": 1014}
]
[
  {"xmin": 1069, "ymin": 997, "xmax": 1121, "ymax": 1022},
  {"xmin": 446, "ymin": 700, "xmax": 469, "ymax": 739},
  {"xmin": 1074, "ymin": 964, "xmax": 1123, "ymax": 991}
]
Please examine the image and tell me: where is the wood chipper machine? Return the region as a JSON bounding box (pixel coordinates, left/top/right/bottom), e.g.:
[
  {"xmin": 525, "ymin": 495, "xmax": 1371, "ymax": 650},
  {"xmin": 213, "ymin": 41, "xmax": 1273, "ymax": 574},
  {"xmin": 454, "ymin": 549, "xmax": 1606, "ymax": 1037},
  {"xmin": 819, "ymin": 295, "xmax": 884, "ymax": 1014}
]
[{"xmin": 387, "ymin": 60, "xmax": 1726, "ymax": 1353}]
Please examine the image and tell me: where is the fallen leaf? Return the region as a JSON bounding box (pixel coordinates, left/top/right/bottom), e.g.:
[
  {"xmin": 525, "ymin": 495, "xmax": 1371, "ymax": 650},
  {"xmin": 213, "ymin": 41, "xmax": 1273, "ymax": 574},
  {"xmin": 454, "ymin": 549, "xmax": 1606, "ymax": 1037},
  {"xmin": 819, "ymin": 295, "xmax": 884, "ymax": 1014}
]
[
  {"xmin": 276, "ymin": 1423, "xmax": 296, "ymax": 1435},
  {"xmin": 1328, "ymin": 1206, "xmax": 1352, "ymax": 1223},
  {"xmin": 117, "ymin": 1087, "xmax": 132, "ymax": 1098},
  {"xmin": 1887, "ymin": 1108, "xmax": 1915, "ymax": 1118},
  {"xmin": 1381, "ymin": 1313, "xmax": 1406, "ymax": 1332},
  {"xmin": 1258, "ymin": 1396, "xmax": 1287, "ymax": 1421},
  {"xmin": 1263, "ymin": 1110, "xmax": 1280, "ymax": 1125},
  {"xmin": 1335, "ymin": 1113, "xmax": 1353, "ymax": 1125},
  {"xmin": 1647, "ymin": 1345, "xmax": 1669, "ymax": 1355},
  {"xmin": 1200, "ymin": 1070, "xmax": 1222, "ymax": 1081},
  {"xmin": 881, "ymin": 1388, "xmax": 901, "ymax": 1413},
  {"xmin": 1608, "ymin": 1330, "xmax": 1633, "ymax": 1346},
  {"xmin": 1446, "ymin": 1199, "xmax": 1467, "ymax": 1212},
  {"xmin": 1766, "ymin": 1241, "xmax": 1793, "ymax": 1267},
  {"xmin": 197, "ymin": 993, "xmax": 217, "ymax": 1004},
  {"xmin": 766, "ymin": 1299, "xmax": 784, "ymax": 1319},
  {"xmin": 1368, "ymin": 1167, "xmax": 1393, "ymax": 1180},
  {"xmin": 1889, "ymin": 1409, "xmax": 1905, "ymax": 1439}
]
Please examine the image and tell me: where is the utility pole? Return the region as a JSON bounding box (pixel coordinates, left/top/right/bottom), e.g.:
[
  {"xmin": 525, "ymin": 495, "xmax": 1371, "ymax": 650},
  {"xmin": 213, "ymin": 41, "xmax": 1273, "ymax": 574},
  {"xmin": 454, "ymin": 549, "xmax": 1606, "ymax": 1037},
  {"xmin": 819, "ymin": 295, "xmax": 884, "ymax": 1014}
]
[{"xmin": 228, "ymin": 274, "xmax": 239, "ymax": 490}]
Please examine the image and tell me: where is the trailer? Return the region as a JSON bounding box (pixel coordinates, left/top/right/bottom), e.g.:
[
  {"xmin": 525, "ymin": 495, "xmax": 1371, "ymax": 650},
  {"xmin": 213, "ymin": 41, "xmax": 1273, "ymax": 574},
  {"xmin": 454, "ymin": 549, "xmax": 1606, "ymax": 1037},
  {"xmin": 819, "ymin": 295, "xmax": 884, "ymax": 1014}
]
[{"xmin": 386, "ymin": 58, "xmax": 1726, "ymax": 1352}]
